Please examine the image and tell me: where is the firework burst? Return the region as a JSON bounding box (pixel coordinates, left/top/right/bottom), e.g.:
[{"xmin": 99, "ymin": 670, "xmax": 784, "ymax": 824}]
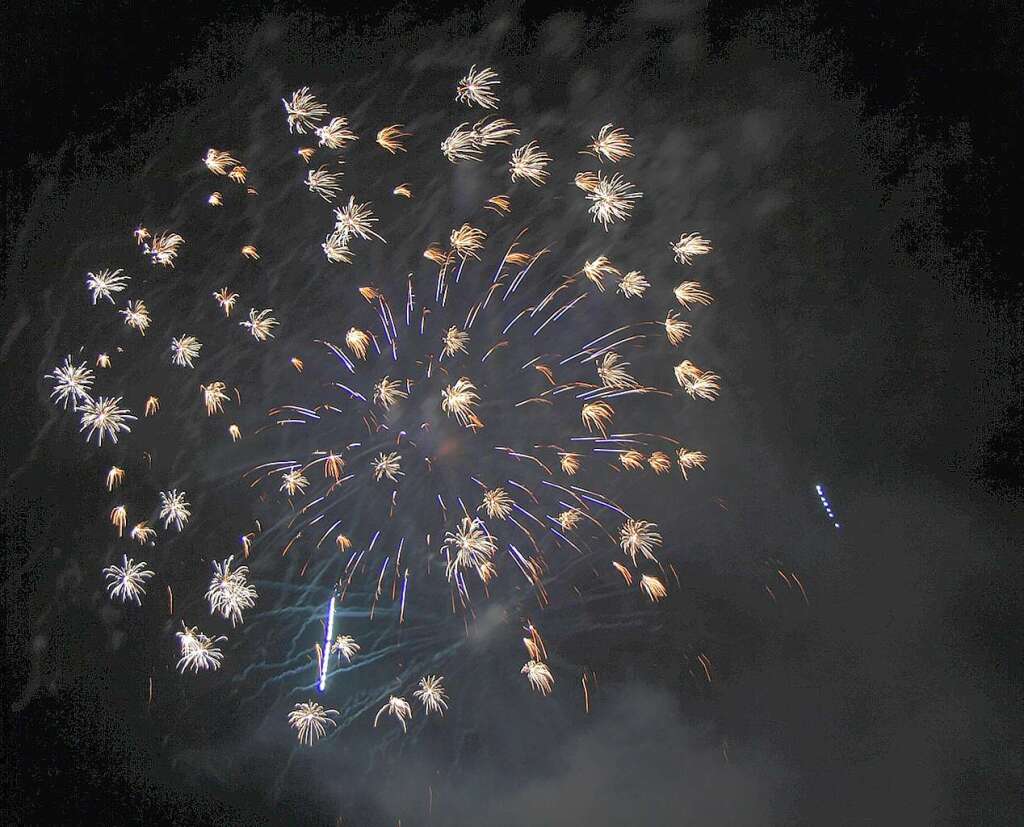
[{"xmin": 47, "ymin": 60, "xmax": 726, "ymax": 742}]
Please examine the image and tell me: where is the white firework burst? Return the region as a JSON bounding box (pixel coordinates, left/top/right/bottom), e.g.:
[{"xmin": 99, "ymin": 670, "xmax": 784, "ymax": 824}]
[{"xmin": 102, "ymin": 555, "xmax": 155, "ymax": 605}]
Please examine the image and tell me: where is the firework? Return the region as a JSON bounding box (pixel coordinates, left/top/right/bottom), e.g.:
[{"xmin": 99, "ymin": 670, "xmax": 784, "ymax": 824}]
[
  {"xmin": 47, "ymin": 61, "xmax": 727, "ymax": 740},
  {"xmin": 664, "ymin": 310, "xmax": 691, "ymax": 345},
  {"xmin": 443, "ymin": 517, "xmax": 496, "ymax": 581},
  {"xmin": 159, "ymin": 489, "xmax": 191, "ymax": 531},
  {"xmin": 376, "ymin": 124, "xmax": 410, "ymax": 153},
  {"xmin": 673, "ymin": 281, "xmax": 713, "ymax": 309},
  {"xmin": 345, "ymin": 328, "xmax": 371, "ymax": 359},
  {"xmin": 597, "ymin": 352, "xmax": 638, "ymax": 389},
  {"xmin": 480, "ymin": 487, "xmax": 514, "ymax": 520},
  {"xmin": 201, "ymin": 382, "xmax": 230, "ymax": 415},
  {"xmin": 78, "ymin": 397, "xmax": 135, "ymax": 445},
  {"xmin": 449, "ymin": 224, "xmax": 486, "ymax": 260},
  {"xmin": 280, "ymin": 468, "xmax": 309, "ymax": 496},
  {"xmin": 170, "ymin": 335, "xmax": 202, "ymax": 368},
  {"xmin": 331, "ymin": 635, "xmax": 360, "ymax": 661},
  {"xmin": 456, "ymin": 65, "xmax": 501, "ymax": 109},
  {"xmin": 616, "ymin": 270, "xmax": 649, "ymax": 298},
  {"xmin": 372, "ymin": 451, "xmax": 403, "ymax": 482},
  {"xmin": 103, "ymin": 555, "xmax": 155, "ymax": 605},
  {"xmin": 414, "ymin": 675, "xmax": 449, "ymax": 716},
  {"xmin": 521, "ymin": 660, "xmax": 554, "ymax": 695},
  {"xmin": 306, "ymin": 165, "xmax": 344, "ymax": 202},
  {"xmin": 175, "ymin": 623, "xmax": 226, "ymax": 673},
  {"xmin": 586, "ymin": 172, "xmax": 643, "ymax": 229},
  {"xmin": 671, "ymin": 232, "xmax": 713, "ymax": 265},
  {"xmin": 241, "ymin": 308, "xmax": 278, "ymax": 341},
  {"xmin": 206, "ymin": 556, "xmax": 258, "ymax": 626},
  {"xmin": 582, "ymin": 123, "xmax": 634, "ymax": 163},
  {"xmin": 131, "ymin": 521, "xmax": 156, "ymax": 544},
  {"xmin": 47, "ymin": 355, "xmax": 94, "ymax": 409},
  {"xmin": 283, "ymin": 87, "xmax": 329, "ymax": 134},
  {"xmin": 120, "ymin": 300, "xmax": 151, "ymax": 335},
  {"xmin": 106, "ymin": 466, "xmax": 125, "ymax": 491},
  {"xmin": 85, "ymin": 268, "xmax": 129, "ymax": 304},
  {"xmin": 214, "ymin": 288, "xmax": 238, "ymax": 316},
  {"xmin": 676, "ymin": 448, "xmax": 708, "ymax": 480},
  {"xmin": 315, "ymin": 116, "xmax": 358, "ymax": 150},
  {"xmin": 373, "ymin": 377, "xmax": 408, "ymax": 409},
  {"xmin": 110, "ymin": 505, "xmax": 127, "ymax": 537},
  {"xmin": 289, "ymin": 701, "xmax": 338, "ymax": 745},
  {"xmin": 374, "ymin": 695, "xmax": 413, "ymax": 732},
  {"xmin": 440, "ymin": 377, "xmax": 481, "ymax": 428},
  {"xmin": 639, "ymin": 574, "xmax": 667, "ymax": 602},
  {"xmin": 674, "ymin": 361, "xmax": 721, "ymax": 401},
  {"xmin": 203, "ymin": 148, "xmax": 239, "ymax": 175},
  {"xmin": 442, "ymin": 117, "xmax": 519, "ymax": 163},
  {"xmin": 618, "ymin": 519, "xmax": 662, "ymax": 565},
  {"xmin": 509, "ymin": 141, "xmax": 552, "ymax": 186}
]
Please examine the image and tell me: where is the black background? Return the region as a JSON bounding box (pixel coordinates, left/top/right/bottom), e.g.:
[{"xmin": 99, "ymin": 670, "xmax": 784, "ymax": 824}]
[{"xmin": 2, "ymin": 1, "xmax": 1021, "ymax": 824}]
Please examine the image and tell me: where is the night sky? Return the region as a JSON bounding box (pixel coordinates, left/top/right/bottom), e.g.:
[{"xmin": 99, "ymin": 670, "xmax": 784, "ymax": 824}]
[{"xmin": 2, "ymin": 2, "xmax": 1022, "ymax": 825}]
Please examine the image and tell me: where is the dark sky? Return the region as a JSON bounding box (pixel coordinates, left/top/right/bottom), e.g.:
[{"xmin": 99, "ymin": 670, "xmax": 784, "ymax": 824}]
[{"xmin": 2, "ymin": 2, "xmax": 1021, "ymax": 825}]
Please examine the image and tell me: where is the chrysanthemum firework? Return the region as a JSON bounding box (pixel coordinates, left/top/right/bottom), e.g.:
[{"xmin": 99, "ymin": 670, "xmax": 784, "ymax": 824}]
[
  {"xmin": 203, "ymin": 148, "xmax": 239, "ymax": 175},
  {"xmin": 200, "ymin": 381, "xmax": 230, "ymax": 415},
  {"xmin": 213, "ymin": 288, "xmax": 238, "ymax": 316},
  {"xmin": 78, "ymin": 396, "xmax": 135, "ymax": 445},
  {"xmin": 47, "ymin": 355, "xmax": 94, "ymax": 409},
  {"xmin": 521, "ymin": 660, "xmax": 554, "ymax": 695},
  {"xmin": 442, "ymin": 117, "xmax": 519, "ymax": 163},
  {"xmin": 440, "ymin": 377, "xmax": 481, "ymax": 427},
  {"xmin": 241, "ymin": 308, "xmax": 279, "ymax": 341},
  {"xmin": 372, "ymin": 451, "xmax": 403, "ymax": 482},
  {"xmin": 331, "ymin": 635, "xmax": 360, "ymax": 661},
  {"xmin": 671, "ymin": 232, "xmax": 713, "ymax": 265},
  {"xmin": 443, "ymin": 516, "xmax": 496, "ymax": 581},
  {"xmin": 315, "ymin": 116, "xmax": 358, "ymax": 150},
  {"xmin": 376, "ymin": 124, "xmax": 411, "ymax": 153},
  {"xmin": 306, "ymin": 165, "xmax": 344, "ymax": 201},
  {"xmin": 206, "ymin": 556, "xmax": 258, "ymax": 626},
  {"xmin": 120, "ymin": 299, "xmax": 151, "ymax": 335},
  {"xmin": 175, "ymin": 623, "xmax": 226, "ymax": 674},
  {"xmin": 509, "ymin": 141, "xmax": 552, "ymax": 186},
  {"xmin": 283, "ymin": 87, "xmax": 329, "ymax": 134},
  {"xmin": 673, "ymin": 281, "xmax": 714, "ymax": 309},
  {"xmin": 618, "ymin": 518, "xmax": 662, "ymax": 565},
  {"xmin": 103, "ymin": 555, "xmax": 155, "ymax": 605},
  {"xmin": 289, "ymin": 701, "xmax": 338, "ymax": 745},
  {"xmin": 170, "ymin": 335, "xmax": 202, "ymax": 368},
  {"xmin": 616, "ymin": 270, "xmax": 649, "ymax": 298},
  {"xmin": 582, "ymin": 123, "xmax": 635, "ymax": 163},
  {"xmin": 374, "ymin": 695, "xmax": 413, "ymax": 732},
  {"xmin": 373, "ymin": 376, "xmax": 408, "ymax": 409},
  {"xmin": 333, "ymin": 196, "xmax": 385, "ymax": 244},
  {"xmin": 456, "ymin": 65, "xmax": 501, "ymax": 109},
  {"xmin": 85, "ymin": 268, "xmax": 130, "ymax": 304},
  {"xmin": 586, "ymin": 171, "xmax": 643, "ymax": 229},
  {"xmin": 159, "ymin": 489, "xmax": 191, "ymax": 531},
  {"xmin": 480, "ymin": 487, "xmax": 514, "ymax": 520},
  {"xmin": 414, "ymin": 675, "xmax": 449, "ymax": 715}
]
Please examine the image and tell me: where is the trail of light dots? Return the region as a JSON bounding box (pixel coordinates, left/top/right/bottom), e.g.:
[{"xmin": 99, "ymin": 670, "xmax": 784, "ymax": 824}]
[{"xmin": 815, "ymin": 483, "xmax": 840, "ymax": 529}]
